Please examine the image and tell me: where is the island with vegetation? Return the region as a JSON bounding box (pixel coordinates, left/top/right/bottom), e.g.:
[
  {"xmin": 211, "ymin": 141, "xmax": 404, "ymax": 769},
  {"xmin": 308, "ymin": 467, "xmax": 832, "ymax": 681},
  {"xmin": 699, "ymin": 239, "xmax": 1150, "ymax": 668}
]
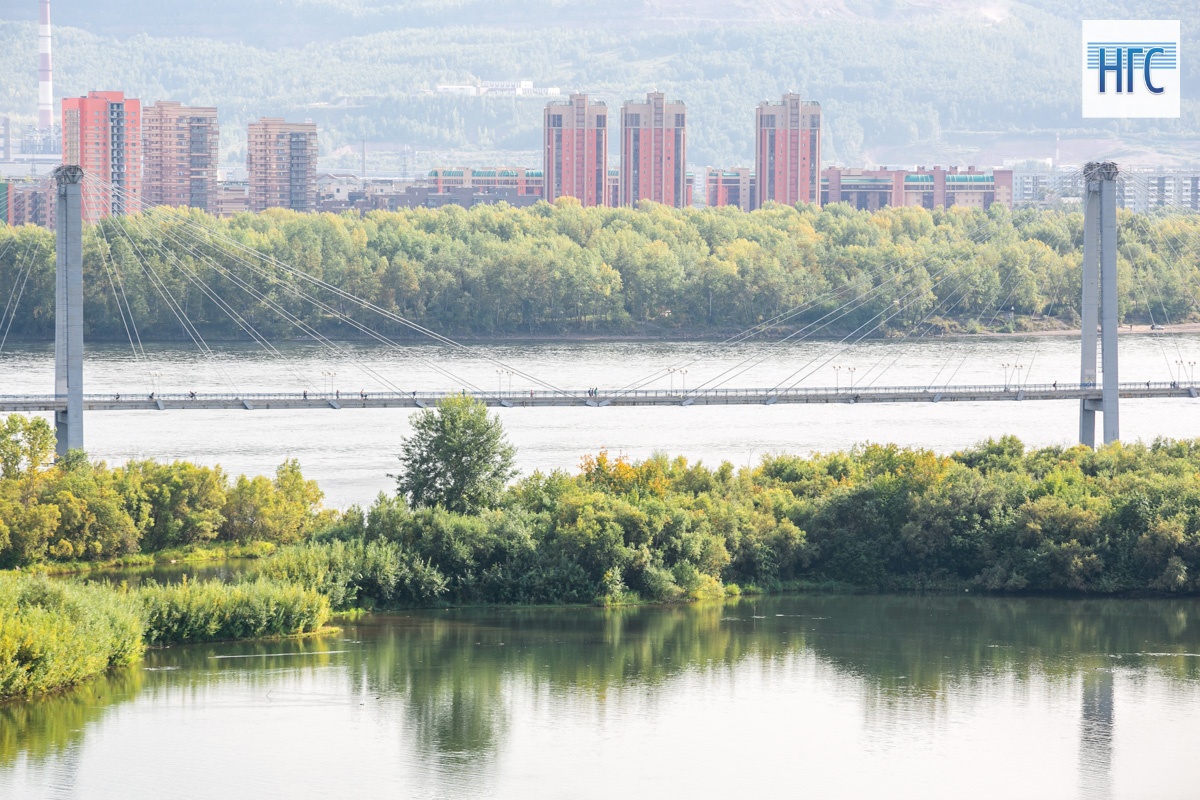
[
  {"xmin": 2, "ymin": 203, "xmax": 1200, "ymax": 343},
  {"xmin": 6, "ymin": 398, "xmax": 1200, "ymax": 700}
]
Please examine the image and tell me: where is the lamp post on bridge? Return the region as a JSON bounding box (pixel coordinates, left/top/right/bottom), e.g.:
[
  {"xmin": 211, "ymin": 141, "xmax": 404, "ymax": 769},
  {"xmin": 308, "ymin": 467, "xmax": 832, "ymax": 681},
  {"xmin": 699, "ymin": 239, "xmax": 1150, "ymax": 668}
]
[
  {"xmin": 833, "ymin": 365, "xmax": 842, "ymax": 392},
  {"xmin": 321, "ymin": 370, "xmax": 336, "ymax": 396},
  {"xmin": 846, "ymin": 367, "xmax": 856, "ymax": 390}
]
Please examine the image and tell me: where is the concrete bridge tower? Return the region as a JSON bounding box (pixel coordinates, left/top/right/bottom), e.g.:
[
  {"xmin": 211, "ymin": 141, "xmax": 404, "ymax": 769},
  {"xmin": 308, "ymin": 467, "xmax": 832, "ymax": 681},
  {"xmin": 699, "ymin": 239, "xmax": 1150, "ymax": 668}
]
[
  {"xmin": 53, "ymin": 164, "xmax": 84, "ymax": 456},
  {"xmin": 1079, "ymin": 162, "xmax": 1120, "ymax": 447}
]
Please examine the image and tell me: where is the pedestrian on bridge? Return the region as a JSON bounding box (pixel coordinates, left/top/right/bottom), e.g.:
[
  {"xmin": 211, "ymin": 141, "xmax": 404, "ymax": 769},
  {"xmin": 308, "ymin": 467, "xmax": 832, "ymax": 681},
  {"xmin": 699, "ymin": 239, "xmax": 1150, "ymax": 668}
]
[{"xmin": 303, "ymin": 391, "xmax": 308, "ymax": 400}]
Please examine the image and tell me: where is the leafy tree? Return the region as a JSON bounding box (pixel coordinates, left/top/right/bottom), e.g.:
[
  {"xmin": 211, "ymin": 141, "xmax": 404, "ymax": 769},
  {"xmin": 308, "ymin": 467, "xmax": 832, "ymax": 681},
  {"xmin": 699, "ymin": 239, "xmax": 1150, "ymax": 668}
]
[{"xmin": 395, "ymin": 396, "xmax": 517, "ymax": 514}]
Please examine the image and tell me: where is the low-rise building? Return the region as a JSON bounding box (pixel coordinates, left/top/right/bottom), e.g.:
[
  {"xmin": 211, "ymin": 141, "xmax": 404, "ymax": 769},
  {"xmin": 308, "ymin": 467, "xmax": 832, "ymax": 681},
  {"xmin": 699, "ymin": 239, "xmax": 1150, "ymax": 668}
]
[
  {"xmin": 705, "ymin": 167, "xmax": 755, "ymax": 211},
  {"xmin": 822, "ymin": 166, "xmax": 1013, "ymax": 210}
]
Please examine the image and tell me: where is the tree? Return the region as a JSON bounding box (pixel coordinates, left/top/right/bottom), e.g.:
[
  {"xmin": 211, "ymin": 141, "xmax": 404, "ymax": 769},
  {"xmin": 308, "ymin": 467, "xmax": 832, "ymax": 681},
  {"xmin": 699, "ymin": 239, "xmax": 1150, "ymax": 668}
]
[{"xmin": 395, "ymin": 396, "xmax": 517, "ymax": 514}]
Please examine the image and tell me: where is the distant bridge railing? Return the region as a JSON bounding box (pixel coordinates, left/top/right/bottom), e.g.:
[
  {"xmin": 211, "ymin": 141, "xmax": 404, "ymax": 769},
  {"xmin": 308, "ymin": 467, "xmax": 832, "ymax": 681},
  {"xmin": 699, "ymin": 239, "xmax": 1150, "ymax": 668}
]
[{"xmin": 1, "ymin": 380, "xmax": 1198, "ymax": 412}]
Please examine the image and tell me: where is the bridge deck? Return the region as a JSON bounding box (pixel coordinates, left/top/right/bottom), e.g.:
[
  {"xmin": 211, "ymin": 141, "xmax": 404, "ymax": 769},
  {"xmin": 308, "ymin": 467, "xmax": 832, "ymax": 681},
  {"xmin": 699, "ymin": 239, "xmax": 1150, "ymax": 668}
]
[{"xmin": 1, "ymin": 382, "xmax": 1197, "ymax": 412}]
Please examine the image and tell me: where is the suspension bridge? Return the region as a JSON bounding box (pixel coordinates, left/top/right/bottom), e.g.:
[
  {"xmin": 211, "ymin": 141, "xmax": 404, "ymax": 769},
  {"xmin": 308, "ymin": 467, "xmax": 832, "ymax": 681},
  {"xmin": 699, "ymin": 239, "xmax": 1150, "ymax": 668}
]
[{"xmin": 1, "ymin": 161, "xmax": 1197, "ymax": 456}]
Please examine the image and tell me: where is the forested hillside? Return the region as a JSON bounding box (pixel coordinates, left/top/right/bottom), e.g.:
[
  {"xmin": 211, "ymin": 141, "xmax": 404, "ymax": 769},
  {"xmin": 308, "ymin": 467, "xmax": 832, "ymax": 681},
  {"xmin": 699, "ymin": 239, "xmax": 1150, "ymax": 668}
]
[
  {"xmin": 2, "ymin": 201, "xmax": 1199, "ymax": 341},
  {"xmin": 1, "ymin": 0, "xmax": 1197, "ymax": 170}
]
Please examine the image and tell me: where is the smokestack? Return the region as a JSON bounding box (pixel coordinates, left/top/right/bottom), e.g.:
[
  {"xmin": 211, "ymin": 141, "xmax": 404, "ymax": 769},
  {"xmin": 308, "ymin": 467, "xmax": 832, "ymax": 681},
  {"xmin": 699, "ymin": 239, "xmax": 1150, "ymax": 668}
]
[{"xmin": 38, "ymin": 0, "xmax": 53, "ymax": 129}]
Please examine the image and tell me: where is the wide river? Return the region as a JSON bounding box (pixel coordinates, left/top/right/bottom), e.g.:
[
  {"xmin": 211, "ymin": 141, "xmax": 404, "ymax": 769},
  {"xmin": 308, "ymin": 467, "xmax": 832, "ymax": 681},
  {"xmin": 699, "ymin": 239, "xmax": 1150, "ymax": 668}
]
[
  {"xmin": 6, "ymin": 337, "xmax": 1200, "ymax": 798},
  {"xmin": 3, "ymin": 594, "xmax": 1200, "ymax": 799},
  {"xmin": 4, "ymin": 334, "xmax": 1200, "ymax": 506}
]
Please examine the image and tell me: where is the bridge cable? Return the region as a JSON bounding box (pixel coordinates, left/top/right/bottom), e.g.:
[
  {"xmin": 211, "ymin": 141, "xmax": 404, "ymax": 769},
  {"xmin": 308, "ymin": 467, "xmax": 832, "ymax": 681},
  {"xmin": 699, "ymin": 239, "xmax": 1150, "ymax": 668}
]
[
  {"xmin": 116, "ymin": 203, "xmax": 430, "ymax": 396},
  {"xmin": 82, "ymin": 179, "xmax": 243, "ymax": 396},
  {"xmin": 89, "ymin": 176, "xmax": 569, "ymax": 398},
  {"xmin": 118, "ymin": 199, "xmax": 481, "ymax": 396},
  {"xmin": 0, "ymin": 234, "xmax": 41, "ymax": 355},
  {"xmin": 89, "ymin": 175, "xmax": 546, "ymax": 399},
  {"xmin": 609, "ymin": 215, "xmax": 1008, "ymax": 398},
  {"xmin": 690, "ymin": 215, "xmax": 1008, "ymax": 394},
  {"xmin": 767, "ymin": 235, "xmax": 1008, "ymax": 394}
]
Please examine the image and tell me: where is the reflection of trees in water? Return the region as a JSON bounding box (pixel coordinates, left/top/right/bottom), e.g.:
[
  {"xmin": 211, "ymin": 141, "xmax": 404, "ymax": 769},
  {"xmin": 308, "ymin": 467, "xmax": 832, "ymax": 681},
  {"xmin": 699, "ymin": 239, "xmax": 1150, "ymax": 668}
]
[
  {"xmin": 5, "ymin": 596, "xmax": 1200, "ymax": 777},
  {"xmin": 0, "ymin": 668, "xmax": 142, "ymax": 766}
]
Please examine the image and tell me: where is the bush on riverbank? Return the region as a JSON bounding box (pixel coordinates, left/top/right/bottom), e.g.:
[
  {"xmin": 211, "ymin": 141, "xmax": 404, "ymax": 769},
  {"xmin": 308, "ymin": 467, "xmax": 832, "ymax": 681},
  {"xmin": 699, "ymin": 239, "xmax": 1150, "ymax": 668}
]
[
  {"xmin": 139, "ymin": 578, "xmax": 331, "ymax": 646},
  {"xmin": 0, "ymin": 573, "xmax": 144, "ymax": 698},
  {"xmin": 0, "ymin": 415, "xmax": 327, "ymax": 568},
  {"xmin": 268, "ymin": 435, "xmax": 1200, "ymax": 606}
]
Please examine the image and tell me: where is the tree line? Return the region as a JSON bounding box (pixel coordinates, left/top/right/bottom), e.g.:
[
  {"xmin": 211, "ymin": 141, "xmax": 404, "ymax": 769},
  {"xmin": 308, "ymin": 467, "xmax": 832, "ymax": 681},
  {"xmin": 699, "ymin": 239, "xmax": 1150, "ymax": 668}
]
[
  {"xmin": 4, "ymin": 201, "xmax": 1200, "ymax": 343},
  {"xmin": 0, "ymin": 415, "xmax": 329, "ymax": 569}
]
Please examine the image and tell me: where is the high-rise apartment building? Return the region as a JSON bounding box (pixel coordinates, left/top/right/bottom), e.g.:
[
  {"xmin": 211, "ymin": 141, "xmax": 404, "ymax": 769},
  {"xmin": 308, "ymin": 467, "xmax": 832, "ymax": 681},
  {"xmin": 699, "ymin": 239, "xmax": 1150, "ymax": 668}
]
[
  {"xmin": 143, "ymin": 101, "xmax": 219, "ymax": 212},
  {"xmin": 755, "ymin": 94, "xmax": 821, "ymax": 209},
  {"xmin": 544, "ymin": 94, "xmax": 608, "ymax": 206},
  {"xmin": 246, "ymin": 118, "xmax": 318, "ymax": 213},
  {"xmin": 619, "ymin": 92, "xmax": 687, "ymax": 208},
  {"xmin": 61, "ymin": 90, "xmax": 142, "ymax": 221}
]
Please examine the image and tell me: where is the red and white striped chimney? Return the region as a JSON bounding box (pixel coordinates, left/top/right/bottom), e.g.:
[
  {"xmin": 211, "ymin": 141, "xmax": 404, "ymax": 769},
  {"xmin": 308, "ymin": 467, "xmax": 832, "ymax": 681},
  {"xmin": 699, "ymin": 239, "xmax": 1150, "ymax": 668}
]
[{"xmin": 38, "ymin": 0, "xmax": 53, "ymax": 129}]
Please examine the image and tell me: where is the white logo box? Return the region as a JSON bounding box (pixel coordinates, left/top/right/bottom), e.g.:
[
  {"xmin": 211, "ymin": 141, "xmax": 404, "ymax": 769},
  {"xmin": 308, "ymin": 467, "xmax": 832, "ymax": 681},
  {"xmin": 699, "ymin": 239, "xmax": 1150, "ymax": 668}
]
[{"xmin": 1082, "ymin": 19, "xmax": 1180, "ymax": 118}]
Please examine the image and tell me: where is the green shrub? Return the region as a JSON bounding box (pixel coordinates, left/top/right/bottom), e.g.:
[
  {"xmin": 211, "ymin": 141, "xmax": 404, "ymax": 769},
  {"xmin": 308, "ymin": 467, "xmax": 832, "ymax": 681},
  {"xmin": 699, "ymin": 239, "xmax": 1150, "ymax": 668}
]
[
  {"xmin": 0, "ymin": 573, "xmax": 143, "ymax": 699},
  {"xmin": 254, "ymin": 539, "xmax": 447, "ymax": 610},
  {"xmin": 138, "ymin": 578, "xmax": 330, "ymax": 645}
]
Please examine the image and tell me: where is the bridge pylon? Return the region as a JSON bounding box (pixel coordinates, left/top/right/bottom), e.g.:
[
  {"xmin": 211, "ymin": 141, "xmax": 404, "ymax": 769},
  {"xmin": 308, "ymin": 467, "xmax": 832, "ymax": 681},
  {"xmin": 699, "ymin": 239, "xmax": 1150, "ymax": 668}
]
[
  {"xmin": 1079, "ymin": 161, "xmax": 1120, "ymax": 448},
  {"xmin": 53, "ymin": 165, "xmax": 85, "ymax": 457}
]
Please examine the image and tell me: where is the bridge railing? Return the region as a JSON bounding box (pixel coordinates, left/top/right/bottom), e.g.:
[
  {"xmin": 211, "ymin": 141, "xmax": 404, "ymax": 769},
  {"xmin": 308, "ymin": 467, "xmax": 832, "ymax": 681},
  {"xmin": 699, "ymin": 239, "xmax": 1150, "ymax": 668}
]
[{"xmin": 2, "ymin": 380, "xmax": 1195, "ymax": 405}]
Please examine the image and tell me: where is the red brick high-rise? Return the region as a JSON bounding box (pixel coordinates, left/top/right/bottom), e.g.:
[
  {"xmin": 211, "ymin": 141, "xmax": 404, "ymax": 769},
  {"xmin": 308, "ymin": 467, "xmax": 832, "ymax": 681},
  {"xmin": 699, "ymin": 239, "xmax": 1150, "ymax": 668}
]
[
  {"xmin": 755, "ymin": 94, "xmax": 821, "ymax": 209},
  {"xmin": 143, "ymin": 101, "xmax": 219, "ymax": 212},
  {"xmin": 544, "ymin": 94, "xmax": 608, "ymax": 206},
  {"xmin": 619, "ymin": 92, "xmax": 687, "ymax": 208},
  {"xmin": 246, "ymin": 118, "xmax": 318, "ymax": 213},
  {"xmin": 61, "ymin": 91, "xmax": 142, "ymax": 222}
]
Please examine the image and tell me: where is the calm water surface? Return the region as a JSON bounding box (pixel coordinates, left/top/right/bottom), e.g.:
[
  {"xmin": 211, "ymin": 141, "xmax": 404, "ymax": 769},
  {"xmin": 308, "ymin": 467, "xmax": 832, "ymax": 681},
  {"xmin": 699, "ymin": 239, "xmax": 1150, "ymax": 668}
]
[
  {"xmin": 3, "ymin": 595, "xmax": 1200, "ymax": 799},
  {"xmin": 5, "ymin": 335, "xmax": 1200, "ymax": 506}
]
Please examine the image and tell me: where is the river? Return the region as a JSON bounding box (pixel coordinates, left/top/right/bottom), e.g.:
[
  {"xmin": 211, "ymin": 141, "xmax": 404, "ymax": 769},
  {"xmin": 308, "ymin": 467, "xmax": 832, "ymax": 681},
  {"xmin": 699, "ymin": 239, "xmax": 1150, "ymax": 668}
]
[
  {"xmin": 4, "ymin": 334, "xmax": 1200, "ymax": 506},
  {"xmin": 3, "ymin": 594, "xmax": 1200, "ymax": 799}
]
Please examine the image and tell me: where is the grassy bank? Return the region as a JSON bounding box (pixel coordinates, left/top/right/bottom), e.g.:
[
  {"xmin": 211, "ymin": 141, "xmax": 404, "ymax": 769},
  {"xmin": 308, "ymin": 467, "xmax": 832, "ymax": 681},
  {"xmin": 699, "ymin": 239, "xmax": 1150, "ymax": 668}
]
[
  {"xmin": 0, "ymin": 574, "xmax": 143, "ymax": 699},
  {"xmin": 140, "ymin": 578, "xmax": 330, "ymax": 646},
  {"xmin": 0, "ymin": 572, "xmax": 331, "ymax": 700}
]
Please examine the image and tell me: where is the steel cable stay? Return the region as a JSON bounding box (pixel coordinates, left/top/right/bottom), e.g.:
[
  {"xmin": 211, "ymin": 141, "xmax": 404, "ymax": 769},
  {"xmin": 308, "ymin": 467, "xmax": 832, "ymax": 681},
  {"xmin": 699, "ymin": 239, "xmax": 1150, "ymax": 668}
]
[
  {"xmin": 84, "ymin": 185, "xmax": 151, "ymax": 367},
  {"xmin": 82, "ymin": 179, "xmax": 243, "ymax": 396},
  {"xmin": 604, "ymin": 248, "xmax": 941, "ymax": 396},
  {"xmin": 87, "ymin": 174, "xmax": 568, "ymax": 398},
  {"xmin": 933, "ymin": 208, "xmax": 1082, "ymax": 391},
  {"xmin": 95, "ymin": 224, "xmax": 146, "ymax": 366},
  {"xmin": 105, "ymin": 192, "xmax": 395, "ymax": 395},
  {"xmin": 693, "ymin": 214, "xmax": 1012, "ymax": 395},
  {"xmin": 766, "ymin": 243, "xmax": 1007, "ymax": 395},
  {"xmin": 114, "ymin": 196, "xmax": 486, "ymax": 397},
  {"xmin": 88, "ymin": 177, "xmax": 427, "ymax": 397},
  {"xmin": 0, "ymin": 232, "xmax": 39, "ymax": 336},
  {"xmin": 611, "ymin": 215, "xmax": 1011, "ymax": 398},
  {"xmin": 1005, "ymin": 225, "xmax": 1079, "ymax": 390},
  {"xmin": 110, "ymin": 203, "xmax": 333, "ymax": 395},
  {"xmin": 848, "ymin": 216, "xmax": 1055, "ymax": 390},
  {"xmin": 1119, "ymin": 193, "xmax": 1186, "ymax": 381},
  {"xmin": 113, "ymin": 200, "xmax": 442, "ymax": 397},
  {"xmin": 1122, "ymin": 178, "xmax": 1200, "ymax": 383},
  {"xmin": 857, "ymin": 241, "xmax": 1035, "ymax": 391},
  {"xmin": 0, "ymin": 235, "xmax": 42, "ymax": 356}
]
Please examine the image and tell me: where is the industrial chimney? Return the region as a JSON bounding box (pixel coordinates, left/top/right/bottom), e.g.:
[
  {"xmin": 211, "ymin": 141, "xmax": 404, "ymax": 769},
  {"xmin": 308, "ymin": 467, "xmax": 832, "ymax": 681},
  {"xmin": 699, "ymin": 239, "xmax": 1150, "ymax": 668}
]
[{"xmin": 38, "ymin": 0, "xmax": 53, "ymax": 129}]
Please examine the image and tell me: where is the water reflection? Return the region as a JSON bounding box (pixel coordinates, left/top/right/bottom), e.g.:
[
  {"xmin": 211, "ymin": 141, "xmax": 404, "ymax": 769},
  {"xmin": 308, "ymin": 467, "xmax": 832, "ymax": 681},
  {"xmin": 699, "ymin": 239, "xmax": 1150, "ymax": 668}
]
[
  {"xmin": 1080, "ymin": 669, "xmax": 1114, "ymax": 800},
  {"xmin": 4, "ymin": 595, "xmax": 1200, "ymax": 798}
]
